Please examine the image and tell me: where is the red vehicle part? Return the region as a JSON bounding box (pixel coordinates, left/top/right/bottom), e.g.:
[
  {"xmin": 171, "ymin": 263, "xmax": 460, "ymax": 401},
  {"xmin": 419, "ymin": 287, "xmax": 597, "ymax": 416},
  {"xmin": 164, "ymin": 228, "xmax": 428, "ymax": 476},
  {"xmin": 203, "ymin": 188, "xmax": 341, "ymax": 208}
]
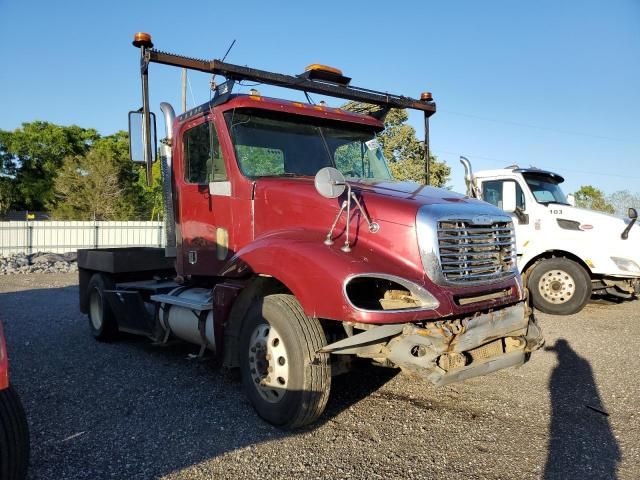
[{"xmin": 0, "ymin": 321, "xmax": 30, "ymax": 480}]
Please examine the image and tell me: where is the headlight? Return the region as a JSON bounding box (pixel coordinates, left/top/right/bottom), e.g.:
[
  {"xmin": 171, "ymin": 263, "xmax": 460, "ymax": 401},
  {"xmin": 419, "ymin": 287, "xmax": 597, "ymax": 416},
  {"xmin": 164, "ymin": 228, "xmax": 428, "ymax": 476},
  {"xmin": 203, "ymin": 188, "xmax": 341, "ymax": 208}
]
[{"xmin": 611, "ymin": 256, "xmax": 640, "ymax": 274}]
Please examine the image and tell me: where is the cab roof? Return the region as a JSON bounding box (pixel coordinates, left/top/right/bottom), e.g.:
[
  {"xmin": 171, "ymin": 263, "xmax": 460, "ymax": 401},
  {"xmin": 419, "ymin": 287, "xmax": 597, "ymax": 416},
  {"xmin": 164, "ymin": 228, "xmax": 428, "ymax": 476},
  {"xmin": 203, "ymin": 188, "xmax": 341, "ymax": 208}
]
[
  {"xmin": 176, "ymin": 94, "xmax": 385, "ymax": 130},
  {"xmin": 474, "ymin": 166, "xmax": 564, "ymax": 183}
]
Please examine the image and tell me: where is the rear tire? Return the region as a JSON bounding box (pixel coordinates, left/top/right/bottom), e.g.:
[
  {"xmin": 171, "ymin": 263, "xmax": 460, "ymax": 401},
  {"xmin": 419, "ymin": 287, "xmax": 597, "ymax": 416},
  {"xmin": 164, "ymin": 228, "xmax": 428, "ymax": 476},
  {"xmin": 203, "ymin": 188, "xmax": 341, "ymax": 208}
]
[
  {"xmin": 87, "ymin": 273, "xmax": 119, "ymax": 341},
  {"xmin": 527, "ymin": 258, "xmax": 592, "ymax": 315},
  {"xmin": 239, "ymin": 294, "xmax": 331, "ymax": 429},
  {"xmin": 0, "ymin": 386, "xmax": 30, "ymax": 480}
]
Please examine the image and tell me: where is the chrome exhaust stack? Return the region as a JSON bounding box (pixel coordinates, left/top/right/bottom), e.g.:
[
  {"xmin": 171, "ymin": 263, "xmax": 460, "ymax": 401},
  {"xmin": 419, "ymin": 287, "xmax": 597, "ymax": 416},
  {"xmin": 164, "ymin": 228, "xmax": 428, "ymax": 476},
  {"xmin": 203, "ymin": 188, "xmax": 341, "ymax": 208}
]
[
  {"xmin": 460, "ymin": 156, "xmax": 479, "ymax": 198},
  {"xmin": 159, "ymin": 102, "xmax": 177, "ymax": 257}
]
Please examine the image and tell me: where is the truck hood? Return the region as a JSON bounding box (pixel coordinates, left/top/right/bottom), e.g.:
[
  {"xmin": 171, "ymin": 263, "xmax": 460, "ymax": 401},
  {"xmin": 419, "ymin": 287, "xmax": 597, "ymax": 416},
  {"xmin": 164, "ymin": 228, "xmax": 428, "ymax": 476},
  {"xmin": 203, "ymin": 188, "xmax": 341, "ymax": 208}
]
[
  {"xmin": 349, "ymin": 179, "xmax": 501, "ymax": 226},
  {"xmin": 352, "ymin": 180, "xmax": 470, "ymax": 204},
  {"xmin": 550, "ymin": 203, "xmax": 639, "ymax": 239}
]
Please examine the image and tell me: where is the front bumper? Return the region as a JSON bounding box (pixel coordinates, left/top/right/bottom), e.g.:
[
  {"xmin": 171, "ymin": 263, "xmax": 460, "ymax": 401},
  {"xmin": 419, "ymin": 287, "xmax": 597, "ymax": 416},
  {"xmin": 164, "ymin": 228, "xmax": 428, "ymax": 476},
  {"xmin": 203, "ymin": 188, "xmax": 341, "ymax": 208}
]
[
  {"xmin": 322, "ymin": 301, "xmax": 543, "ymax": 386},
  {"xmin": 592, "ymin": 276, "xmax": 640, "ymax": 298},
  {"xmin": 386, "ymin": 302, "xmax": 543, "ymax": 385}
]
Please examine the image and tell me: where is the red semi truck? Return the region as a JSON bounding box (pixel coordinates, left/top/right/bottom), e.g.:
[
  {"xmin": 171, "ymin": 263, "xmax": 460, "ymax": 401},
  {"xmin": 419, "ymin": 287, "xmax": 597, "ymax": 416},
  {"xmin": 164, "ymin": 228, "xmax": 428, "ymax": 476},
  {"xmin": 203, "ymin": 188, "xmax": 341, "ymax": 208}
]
[{"xmin": 78, "ymin": 33, "xmax": 544, "ymax": 428}]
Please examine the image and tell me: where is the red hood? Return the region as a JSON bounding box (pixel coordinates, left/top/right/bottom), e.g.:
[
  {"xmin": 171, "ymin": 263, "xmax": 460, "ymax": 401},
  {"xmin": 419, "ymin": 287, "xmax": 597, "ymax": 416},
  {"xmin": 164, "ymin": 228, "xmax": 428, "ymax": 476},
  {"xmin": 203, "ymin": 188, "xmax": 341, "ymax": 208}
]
[
  {"xmin": 348, "ymin": 180, "xmax": 490, "ymax": 227},
  {"xmin": 352, "ymin": 180, "xmax": 474, "ymax": 204}
]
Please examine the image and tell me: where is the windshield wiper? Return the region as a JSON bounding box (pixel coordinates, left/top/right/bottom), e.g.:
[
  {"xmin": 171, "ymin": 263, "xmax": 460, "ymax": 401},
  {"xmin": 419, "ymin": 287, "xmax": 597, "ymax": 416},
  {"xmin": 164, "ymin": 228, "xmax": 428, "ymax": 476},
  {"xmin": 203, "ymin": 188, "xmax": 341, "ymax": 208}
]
[
  {"xmin": 258, "ymin": 173, "xmax": 305, "ymax": 178},
  {"xmin": 315, "ymin": 126, "xmax": 334, "ymax": 166}
]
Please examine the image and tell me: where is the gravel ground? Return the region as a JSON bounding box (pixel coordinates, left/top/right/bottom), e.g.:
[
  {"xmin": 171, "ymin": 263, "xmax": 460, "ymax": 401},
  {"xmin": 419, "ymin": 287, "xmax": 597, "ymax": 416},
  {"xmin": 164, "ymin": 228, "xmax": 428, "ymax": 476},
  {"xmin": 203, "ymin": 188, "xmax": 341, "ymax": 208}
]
[{"xmin": 0, "ymin": 273, "xmax": 638, "ymax": 480}]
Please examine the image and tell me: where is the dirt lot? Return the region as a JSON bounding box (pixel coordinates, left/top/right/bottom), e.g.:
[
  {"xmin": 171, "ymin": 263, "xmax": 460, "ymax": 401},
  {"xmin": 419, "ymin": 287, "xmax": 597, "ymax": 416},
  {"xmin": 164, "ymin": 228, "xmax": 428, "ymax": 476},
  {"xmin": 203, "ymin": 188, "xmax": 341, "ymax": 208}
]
[{"xmin": 0, "ymin": 273, "xmax": 638, "ymax": 480}]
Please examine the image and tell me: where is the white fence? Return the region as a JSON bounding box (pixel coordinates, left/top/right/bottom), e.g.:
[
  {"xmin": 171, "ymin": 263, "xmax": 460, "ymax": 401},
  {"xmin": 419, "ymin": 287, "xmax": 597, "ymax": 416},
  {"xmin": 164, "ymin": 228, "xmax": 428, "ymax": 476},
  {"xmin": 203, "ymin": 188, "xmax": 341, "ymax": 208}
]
[{"xmin": 0, "ymin": 221, "xmax": 165, "ymax": 256}]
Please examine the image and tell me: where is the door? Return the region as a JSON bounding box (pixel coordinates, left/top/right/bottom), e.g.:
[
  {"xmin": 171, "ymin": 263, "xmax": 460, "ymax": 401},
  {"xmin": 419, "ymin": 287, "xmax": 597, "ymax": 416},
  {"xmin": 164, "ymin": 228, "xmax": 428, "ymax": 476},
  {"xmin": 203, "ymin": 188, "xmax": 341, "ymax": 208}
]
[
  {"xmin": 176, "ymin": 115, "xmax": 234, "ymax": 276},
  {"xmin": 479, "ymin": 178, "xmax": 532, "ymax": 261}
]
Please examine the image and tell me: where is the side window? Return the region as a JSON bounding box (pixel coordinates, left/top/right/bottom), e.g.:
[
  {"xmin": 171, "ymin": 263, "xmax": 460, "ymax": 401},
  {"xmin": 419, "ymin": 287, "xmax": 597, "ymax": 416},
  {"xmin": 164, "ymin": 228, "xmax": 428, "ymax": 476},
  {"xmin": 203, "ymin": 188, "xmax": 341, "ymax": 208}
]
[
  {"xmin": 183, "ymin": 122, "xmax": 227, "ymax": 184},
  {"xmin": 482, "ymin": 180, "xmax": 503, "ymax": 208},
  {"xmin": 482, "ymin": 180, "xmax": 526, "ymax": 210}
]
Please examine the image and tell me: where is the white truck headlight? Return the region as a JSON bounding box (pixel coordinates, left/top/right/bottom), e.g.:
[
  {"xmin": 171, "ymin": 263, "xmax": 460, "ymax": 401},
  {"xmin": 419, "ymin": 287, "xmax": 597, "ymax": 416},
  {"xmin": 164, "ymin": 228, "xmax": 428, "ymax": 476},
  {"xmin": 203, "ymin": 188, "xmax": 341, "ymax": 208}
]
[{"xmin": 611, "ymin": 256, "xmax": 640, "ymax": 274}]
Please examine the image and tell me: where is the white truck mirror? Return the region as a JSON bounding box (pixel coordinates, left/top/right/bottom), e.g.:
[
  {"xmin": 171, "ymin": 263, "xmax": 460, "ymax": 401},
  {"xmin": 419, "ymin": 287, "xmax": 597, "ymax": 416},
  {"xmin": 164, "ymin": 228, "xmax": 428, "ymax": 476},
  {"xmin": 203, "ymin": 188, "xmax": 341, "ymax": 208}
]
[
  {"xmin": 567, "ymin": 194, "xmax": 576, "ymax": 207},
  {"xmin": 502, "ymin": 181, "xmax": 517, "ymax": 213}
]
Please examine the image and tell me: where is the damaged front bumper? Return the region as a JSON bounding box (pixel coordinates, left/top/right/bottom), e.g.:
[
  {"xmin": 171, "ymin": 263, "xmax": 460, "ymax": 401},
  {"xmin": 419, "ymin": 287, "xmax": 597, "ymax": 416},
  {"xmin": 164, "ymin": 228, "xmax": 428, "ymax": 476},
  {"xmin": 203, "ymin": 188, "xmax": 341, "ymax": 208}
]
[{"xmin": 322, "ymin": 301, "xmax": 543, "ymax": 386}]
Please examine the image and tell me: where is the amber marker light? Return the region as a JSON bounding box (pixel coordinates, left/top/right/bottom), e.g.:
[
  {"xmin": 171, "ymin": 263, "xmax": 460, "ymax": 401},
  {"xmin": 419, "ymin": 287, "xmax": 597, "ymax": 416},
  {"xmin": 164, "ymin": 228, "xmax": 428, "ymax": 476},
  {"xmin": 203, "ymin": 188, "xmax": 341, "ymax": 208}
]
[
  {"xmin": 420, "ymin": 92, "xmax": 433, "ymax": 102},
  {"xmin": 305, "ymin": 64, "xmax": 344, "ymax": 76},
  {"xmin": 132, "ymin": 32, "xmax": 153, "ymax": 48}
]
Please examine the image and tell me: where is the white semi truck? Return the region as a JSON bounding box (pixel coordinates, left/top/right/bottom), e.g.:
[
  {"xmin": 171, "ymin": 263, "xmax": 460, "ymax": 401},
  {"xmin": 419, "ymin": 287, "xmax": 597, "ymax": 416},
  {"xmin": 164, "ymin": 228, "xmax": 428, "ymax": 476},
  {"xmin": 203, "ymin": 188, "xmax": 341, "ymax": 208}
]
[{"xmin": 460, "ymin": 157, "xmax": 639, "ymax": 315}]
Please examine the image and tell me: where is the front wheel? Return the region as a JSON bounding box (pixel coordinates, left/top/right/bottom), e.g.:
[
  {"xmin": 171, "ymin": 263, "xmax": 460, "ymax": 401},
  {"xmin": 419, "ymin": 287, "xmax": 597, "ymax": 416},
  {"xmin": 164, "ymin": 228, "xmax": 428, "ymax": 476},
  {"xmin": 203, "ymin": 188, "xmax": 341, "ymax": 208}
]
[
  {"xmin": 527, "ymin": 258, "xmax": 592, "ymax": 315},
  {"xmin": 239, "ymin": 294, "xmax": 331, "ymax": 429}
]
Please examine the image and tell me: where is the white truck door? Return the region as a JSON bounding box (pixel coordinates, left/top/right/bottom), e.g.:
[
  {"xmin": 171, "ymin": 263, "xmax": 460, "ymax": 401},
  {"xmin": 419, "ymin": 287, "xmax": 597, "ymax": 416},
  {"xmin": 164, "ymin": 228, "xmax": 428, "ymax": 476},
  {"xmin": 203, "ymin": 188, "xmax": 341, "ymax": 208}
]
[{"xmin": 478, "ymin": 178, "xmax": 533, "ymax": 265}]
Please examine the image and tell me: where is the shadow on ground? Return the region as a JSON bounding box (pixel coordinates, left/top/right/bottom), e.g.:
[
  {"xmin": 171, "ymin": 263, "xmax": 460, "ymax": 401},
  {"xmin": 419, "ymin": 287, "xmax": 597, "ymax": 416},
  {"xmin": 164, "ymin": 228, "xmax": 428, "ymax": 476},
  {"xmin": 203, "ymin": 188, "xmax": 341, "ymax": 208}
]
[
  {"xmin": 544, "ymin": 338, "xmax": 620, "ymax": 480},
  {"xmin": 0, "ymin": 285, "xmax": 396, "ymax": 479}
]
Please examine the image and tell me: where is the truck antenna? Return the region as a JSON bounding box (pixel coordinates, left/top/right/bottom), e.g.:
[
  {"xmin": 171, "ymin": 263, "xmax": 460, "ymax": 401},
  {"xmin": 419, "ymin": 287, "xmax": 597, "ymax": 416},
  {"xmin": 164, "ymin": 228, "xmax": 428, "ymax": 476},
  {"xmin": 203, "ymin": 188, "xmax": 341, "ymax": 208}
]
[
  {"xmin": 221, "ymin": 39, "xmax": 236, "ymax": 63},
  {"xmin": 211, "ymin": 39, "xmax": 237, "ymax": 91}
]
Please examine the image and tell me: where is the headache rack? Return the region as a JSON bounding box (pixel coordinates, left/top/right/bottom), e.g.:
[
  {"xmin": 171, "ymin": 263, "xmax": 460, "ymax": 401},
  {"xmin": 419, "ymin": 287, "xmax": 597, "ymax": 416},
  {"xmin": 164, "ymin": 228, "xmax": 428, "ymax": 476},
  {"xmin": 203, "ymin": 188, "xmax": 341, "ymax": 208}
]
[
  {"xmin": 131, "ymin": 32, "xmax": 436, "ymax": 186},
  {"xmin": 144, "ymin": 50, "xmax": 436, "ymax": 116}
]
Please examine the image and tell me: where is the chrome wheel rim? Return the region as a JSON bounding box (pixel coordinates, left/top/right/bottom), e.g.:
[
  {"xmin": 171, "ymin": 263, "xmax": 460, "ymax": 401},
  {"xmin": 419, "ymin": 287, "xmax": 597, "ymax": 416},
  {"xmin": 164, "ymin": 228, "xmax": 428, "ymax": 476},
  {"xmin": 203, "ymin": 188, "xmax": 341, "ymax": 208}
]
[
  {"xmin": 89, "ymin": 288, "xmax": 104, "ymax": 330},
  {"xmin": 248, "ymin": 323, "xmax": 289, "ymax": 403},
  {"xmin": 538, "ymin": 269, "xmax": 576, "ymax": 304}
]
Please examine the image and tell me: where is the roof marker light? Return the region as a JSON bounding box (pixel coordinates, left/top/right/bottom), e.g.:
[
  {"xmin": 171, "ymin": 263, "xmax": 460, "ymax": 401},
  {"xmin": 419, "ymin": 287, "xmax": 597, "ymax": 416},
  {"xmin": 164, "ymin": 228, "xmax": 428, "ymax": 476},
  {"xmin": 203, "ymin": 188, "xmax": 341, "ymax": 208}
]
[
  {"xmin": 305, "ymin": 64, "xmax": 344, "ymax": 76},
  {"xmin": 302, "ymin": 64, "xmax": 351, "ymax": 85},
  {"xmin": 132, "ymin": 32, "xmax": 153, "ymax": 49}
]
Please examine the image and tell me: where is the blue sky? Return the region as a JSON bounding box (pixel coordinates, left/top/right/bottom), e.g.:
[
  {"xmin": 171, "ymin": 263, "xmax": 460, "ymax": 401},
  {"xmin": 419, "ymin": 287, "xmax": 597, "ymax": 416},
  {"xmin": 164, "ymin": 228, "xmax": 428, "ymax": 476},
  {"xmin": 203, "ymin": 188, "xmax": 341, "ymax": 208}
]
[{"xmin": 1, "ymin": 0, "xmax": 638, "ymax": 195}]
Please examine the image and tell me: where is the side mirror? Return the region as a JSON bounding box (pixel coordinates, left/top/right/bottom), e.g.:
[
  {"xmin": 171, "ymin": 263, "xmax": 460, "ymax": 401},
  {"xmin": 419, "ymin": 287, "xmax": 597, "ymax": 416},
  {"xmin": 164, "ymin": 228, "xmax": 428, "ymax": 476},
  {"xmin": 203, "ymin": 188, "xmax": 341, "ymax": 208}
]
[
  {"xmin": 501, "ymin": 180, "xmax": 517, "ymax": 213},
  {"xmin": 314, "ymin": 167, "xmax": 346, "ymax": 198},
  {"xmin": 567, "ymin": 194, "xmax": 576, "ymax": 207},
  {"xmin": 128, "ymin": 110, "xmax": 157, "ymax": 164},
  {"xmin": 629, "ymin": 207, "xmax": 638, "ymax": 220}
]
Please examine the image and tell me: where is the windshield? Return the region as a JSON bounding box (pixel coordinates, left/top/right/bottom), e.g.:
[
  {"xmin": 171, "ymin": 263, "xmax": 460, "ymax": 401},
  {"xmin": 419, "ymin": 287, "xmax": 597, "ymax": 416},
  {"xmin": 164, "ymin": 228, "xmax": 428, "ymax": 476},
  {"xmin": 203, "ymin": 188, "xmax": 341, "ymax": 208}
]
[
  {"xmin": 523, "ymin": 173, "xmax": 568, "ymax": 205},
  {"xmin": 224, "ymin": 109, "xmax": 393, "ymax": 181}
]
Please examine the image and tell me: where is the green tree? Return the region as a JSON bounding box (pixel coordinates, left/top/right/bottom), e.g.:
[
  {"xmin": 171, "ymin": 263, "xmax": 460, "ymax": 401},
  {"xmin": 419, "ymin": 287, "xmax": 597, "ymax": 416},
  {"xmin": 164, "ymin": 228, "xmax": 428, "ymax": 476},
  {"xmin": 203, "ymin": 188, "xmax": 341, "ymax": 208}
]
[
  {"xmin": 0, "ymin": 122, "xmax": 99, "ymax": 211},
  {"xmin": 52, "ymin": 130, "xmax": 161, "ymax": 221},
  {"xmin": 53, "ymin": 148, "xmax": 125, "ymax": 220},
  {"xmin": 574, "ymin": 185, "xmax": 614, "ymax": 214},
  {"xmin": 341, "ymin": 102, "xmax": 450, "ymax": 186},
  {"xmin": 607, "ymin": 190, "xmax": 640, "ymax": 217},
  {"xmin": 136, "ymin": 160, "xmax": 164, "ymax": 220},
  {"xmin": 0, "ymin": 177, "xmax": 16, "ymax": 217}
]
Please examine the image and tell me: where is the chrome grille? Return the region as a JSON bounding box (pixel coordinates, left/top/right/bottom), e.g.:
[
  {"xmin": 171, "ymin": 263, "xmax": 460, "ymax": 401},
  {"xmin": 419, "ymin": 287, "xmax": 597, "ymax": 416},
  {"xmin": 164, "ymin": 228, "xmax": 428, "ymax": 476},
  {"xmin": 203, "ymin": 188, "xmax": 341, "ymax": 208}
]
[{"xmin": 437, "ymin": 220, "xmax": 516, "ymax": 283}]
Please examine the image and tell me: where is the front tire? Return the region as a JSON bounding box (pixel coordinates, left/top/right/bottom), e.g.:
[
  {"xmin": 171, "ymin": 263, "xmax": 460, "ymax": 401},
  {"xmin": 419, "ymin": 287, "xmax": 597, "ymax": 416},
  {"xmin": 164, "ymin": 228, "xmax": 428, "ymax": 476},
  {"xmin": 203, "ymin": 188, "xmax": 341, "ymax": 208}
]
[
  {"xmin": 239, "ymin": 294, "xmax": 331, "ymax": 429},
  {"xmin": 0, "ymin": 386, "xmax": 30, "ymax": 480},
  {"xmin": 527, "ymin": 258, "xmax": 592, "ymax": 315},
  {"xmin": 87, "ymin": 273, "xmax": 119, "ymax": 341}
]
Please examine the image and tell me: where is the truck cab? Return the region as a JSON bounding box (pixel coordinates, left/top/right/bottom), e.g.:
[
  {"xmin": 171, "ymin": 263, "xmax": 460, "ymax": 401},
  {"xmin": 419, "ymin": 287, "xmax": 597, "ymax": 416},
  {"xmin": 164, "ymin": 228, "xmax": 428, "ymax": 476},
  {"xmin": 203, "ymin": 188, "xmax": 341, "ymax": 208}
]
[
  {"xmin": 461, "ymin": 158, "xmax": 640, "ymax": 315},
  {"xmin": 77, "ymin": 33, "xmax": 544, "ymax": 429}
]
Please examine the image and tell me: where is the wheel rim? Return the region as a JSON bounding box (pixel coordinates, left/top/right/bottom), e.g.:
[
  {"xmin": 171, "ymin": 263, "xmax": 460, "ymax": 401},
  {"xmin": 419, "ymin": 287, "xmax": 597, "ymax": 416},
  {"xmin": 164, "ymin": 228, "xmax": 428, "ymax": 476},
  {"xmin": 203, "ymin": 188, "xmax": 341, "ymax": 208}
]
[
  {"xmin": 247, "ymin": 323, "xmax": 290, "ymax": 403},
  {"xmin": 538, "ymin": 269, "xmax": 576, "ymax": 304},
  {"xmin": 89, "ymin": 288, "xmax": 104, "ymax": 330}
]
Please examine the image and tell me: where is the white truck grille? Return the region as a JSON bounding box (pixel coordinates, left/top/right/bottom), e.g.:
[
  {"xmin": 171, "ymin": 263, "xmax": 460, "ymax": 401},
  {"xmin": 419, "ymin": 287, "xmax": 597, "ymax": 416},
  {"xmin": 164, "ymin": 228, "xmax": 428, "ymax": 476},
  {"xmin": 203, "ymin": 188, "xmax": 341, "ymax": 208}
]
[{"xmin": 437, "ymin": 220, "xmax": 516, "ymax": 283}]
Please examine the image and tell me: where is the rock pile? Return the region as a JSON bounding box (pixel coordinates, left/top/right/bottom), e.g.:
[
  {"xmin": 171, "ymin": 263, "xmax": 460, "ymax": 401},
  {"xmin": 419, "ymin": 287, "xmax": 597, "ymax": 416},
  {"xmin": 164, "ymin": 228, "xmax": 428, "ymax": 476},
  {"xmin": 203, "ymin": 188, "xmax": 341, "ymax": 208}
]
[{"xmin": 0, "ymin": 252, "xmax": 78, "ymax": 275}]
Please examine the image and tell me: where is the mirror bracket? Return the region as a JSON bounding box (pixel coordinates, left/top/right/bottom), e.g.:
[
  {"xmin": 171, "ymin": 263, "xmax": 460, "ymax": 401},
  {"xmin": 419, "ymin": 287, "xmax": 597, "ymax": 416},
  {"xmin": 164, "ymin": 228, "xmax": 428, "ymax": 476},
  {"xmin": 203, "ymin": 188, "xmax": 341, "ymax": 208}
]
[
  {"xmin": 622, "ymin": 207, "xmax": 638, "ymax": 240},
  {"xmin": 315, "ymin": 167, "xmax": 379, "ymax": 252}
]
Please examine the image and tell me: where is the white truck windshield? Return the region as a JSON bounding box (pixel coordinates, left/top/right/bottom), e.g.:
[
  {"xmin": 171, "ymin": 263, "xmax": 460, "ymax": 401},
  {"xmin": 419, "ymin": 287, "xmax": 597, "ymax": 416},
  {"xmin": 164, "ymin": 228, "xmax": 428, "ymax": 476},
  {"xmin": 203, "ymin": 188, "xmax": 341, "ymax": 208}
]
[
  {"xmin": 523, "ymin": 173, "xmax": 569, "ymax": 205},
  {"xmin": 225, "ymin": 109, "xmax": 393, "ymax": 181}
]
